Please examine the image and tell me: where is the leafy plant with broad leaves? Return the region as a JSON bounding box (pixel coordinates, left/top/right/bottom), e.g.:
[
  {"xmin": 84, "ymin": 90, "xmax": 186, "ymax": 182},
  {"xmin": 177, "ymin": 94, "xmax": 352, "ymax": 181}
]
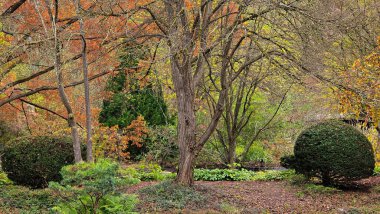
[
  {"xmin": 50, "ymin": 159, "xmax": 139, "ymax": 214},
  {"xmin": 194, "ymin": 168, "xmax": 255, "ymax": 181}
]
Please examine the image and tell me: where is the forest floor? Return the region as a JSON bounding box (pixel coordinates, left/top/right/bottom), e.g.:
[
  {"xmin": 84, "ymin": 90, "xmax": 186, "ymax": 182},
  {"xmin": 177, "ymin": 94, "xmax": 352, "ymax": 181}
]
[{"xmin": 129, "ymin": 176, "xmax": 380, "ymax": 214}]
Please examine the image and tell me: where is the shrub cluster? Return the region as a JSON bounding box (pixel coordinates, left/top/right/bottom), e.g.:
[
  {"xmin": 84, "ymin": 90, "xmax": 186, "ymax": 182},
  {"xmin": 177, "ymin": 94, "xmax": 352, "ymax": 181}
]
[
  {"xmin": 194, "ymin": 168, "xmax": 255, "ymax": 181},
  {"xmin": 282, "ymin": 121, "xmax": 375, "ymax": 186},
  {"xmin": 146, "ymin": 125, "xmax": 178, "ymax": 167},
  {"xmin": 1, "ymin": 136, "xmax": 78, "ymax": 188},
  {"xmin": 250, "ymin": 170, "xmax": 296, "ymax": 181},
  {"xmin": 120, "ymin": 163, "xmax": 175, "ymax": 181},
  {"xmin": 50, "ymin": 159, "xmax": 139, "ymax": 213}
]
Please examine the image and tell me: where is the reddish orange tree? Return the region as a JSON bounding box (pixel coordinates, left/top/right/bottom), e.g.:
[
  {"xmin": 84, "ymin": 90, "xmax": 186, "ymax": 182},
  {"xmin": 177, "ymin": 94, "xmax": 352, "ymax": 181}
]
[{"xmin": 0, "ymin": 0, "xmax": 149, "ymax": 161}]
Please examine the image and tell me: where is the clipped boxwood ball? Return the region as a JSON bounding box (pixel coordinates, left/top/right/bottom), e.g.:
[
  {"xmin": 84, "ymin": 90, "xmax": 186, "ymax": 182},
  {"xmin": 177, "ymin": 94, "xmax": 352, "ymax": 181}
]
[
  {"xmin": 1, "ymin": 136, "xmax": 77, "ymax": 188},
  {"xmin": 294, "ymin": 120, "xmax": 375, "ymax": 185}
]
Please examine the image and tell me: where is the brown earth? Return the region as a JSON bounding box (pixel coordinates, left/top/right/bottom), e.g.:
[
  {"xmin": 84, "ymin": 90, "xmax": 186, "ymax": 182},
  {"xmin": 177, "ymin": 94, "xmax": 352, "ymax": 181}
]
[{"xmin": 128, "ymin": 176, "xmax": 380, "ymax": 214}]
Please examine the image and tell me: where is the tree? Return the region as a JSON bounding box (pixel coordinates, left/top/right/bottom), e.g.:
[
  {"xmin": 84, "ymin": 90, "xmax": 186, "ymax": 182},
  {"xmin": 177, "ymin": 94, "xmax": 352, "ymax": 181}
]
[
  {"xmin": 337, "ymin": 37, "xmax": 380, "ymax": 162},
  {"xmin": 0, "ymin": 0, "xmax": 143, "ymax": 160},
  {"xmin": 47, "ymin": 0, "xmax": 83, "ymax": 162},
  {"xmin": 130, "ymin": 0, "xmax": 312, "ymax": 185},
  {"xmin": 74, "ymin": 0, "xmax": 93, "ymax": 162}
]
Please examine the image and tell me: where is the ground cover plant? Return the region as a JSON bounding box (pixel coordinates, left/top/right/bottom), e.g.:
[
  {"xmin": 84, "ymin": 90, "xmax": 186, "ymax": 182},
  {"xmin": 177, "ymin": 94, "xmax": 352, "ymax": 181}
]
[{"xmin": 138, "ymin": 181, "xmax": 206, "ymax": 210}]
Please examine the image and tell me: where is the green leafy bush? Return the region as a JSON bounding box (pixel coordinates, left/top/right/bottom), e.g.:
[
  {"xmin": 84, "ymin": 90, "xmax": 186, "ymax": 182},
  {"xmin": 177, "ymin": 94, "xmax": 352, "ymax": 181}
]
[
  {"xmin": 50, "ymin": 159, "xmax": 139, "ymax": 214},
  {"xmin": 238, "ymin": 143, "xmax": 273, "ymax": 164},
  {"xmin": 139, "ymin": 181, "xmax": 205, "ymax": 210},
  {"xmin": 1, "ymin": 136, "xmax": 78, "ymax": 188},
  {"xmin": 250, "ymin": 170, "xmax": 296, "ymax": 181},
  {"xmin": 121, "ymin": 163, "xmax": 174, "ymax": 181},
  {"xmin": 293, "ymin": 121, "xmax": 375, "ymax": 186},
  {"xmin": 194, "ymin": 168, "xmax": 255, "ymax": 181},
  {"xmin": 0, "ymin": 172, "xmax": 12, "ymax": 185},
  {"xmin": 374, "ymin": 166, "xmax": 380, "ymax": 176},
  {"xmin": 146, "ymin": 125, "xmax": 178, "ymax": 167}
]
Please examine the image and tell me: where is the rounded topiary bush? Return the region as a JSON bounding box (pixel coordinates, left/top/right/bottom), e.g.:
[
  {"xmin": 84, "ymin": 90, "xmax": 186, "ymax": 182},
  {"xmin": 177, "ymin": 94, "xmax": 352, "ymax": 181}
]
[
  {"xmin": 293, "ymin": 120, "xmax": 375, "ymax": 186},
  {"xmin": 1, "ymin": 136, "xmax": 76, "ymax": 188}
]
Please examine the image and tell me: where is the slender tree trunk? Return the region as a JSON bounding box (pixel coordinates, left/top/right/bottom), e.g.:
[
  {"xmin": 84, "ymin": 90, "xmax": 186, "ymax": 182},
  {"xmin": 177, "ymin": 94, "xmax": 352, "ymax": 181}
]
[
  {"xmin": 75, "ymin": 0, "xmax": 93, "ymax": 162},
  {"xmin": 227, "ymin": 140, "xmax": 237, "ymax": 166},
  {"xmin": 376, "ymin": 127, "xmax": 380, "ymax": 163},
  {"xmin": 51, "ymin": 0, "xmax": 82, "ymax": 163}
]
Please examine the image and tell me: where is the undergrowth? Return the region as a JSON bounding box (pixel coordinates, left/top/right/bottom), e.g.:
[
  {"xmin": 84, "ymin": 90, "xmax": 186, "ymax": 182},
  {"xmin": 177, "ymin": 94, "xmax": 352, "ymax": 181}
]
[
  {"xmin": 139, "ymin": 181, "xmax": 205, "ymax": 210},
  {"xmin": 0, "ymin": 185, "xmax": 57, "ymax": 213}
]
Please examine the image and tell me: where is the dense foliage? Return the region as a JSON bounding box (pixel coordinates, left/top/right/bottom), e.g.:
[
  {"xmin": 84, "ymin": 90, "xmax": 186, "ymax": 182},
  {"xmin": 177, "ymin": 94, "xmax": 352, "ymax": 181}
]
[
  {"xmin": 93, "ymin": 117, "xmax": 149, "ymax": 162},
  {"xmin": 50, "ymin": 159, "xmax": 139, "ymax": 213},
  {"xmin": 99, "ymin": 86, "xmax": 169, "ymax": 127},
  {"xmin": 146, "ymin": 125, "xmax": 178, "ymax": 167},
  {"xmin": 99, "ymin": 46, "xmax": 170, "ymax": 128},
  {"xmin": 292, "ymin": 121, "xmax": 375, "ymax": 185},
  {"xmin": 120, "ymin": 163, "xmax": 174, "ymax": 181},
  {"xmin": 1, "ymin": 136, "xmax": 77, "ymax": 188},
  {"xmin": 193, "ymin": 168, "xmax": 295, "ymax": 181}
]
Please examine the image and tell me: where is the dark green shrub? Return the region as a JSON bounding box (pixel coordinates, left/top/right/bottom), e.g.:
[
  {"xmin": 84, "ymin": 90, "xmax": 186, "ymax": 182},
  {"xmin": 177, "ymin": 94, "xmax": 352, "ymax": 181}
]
[
  {"xmin": 280, "ymin": 155, "xmax": 297, "ymax": 169},
  {"xmin": 293, "ymin": 121, "xmax": 375, "ymax": 186},
  {"xmin": 99, "ymin": 46, "xmax": 171, "ymax": 128},
  {"xmin": 1, "ymin": 136, "xmax": 78, "ymax": 188}
]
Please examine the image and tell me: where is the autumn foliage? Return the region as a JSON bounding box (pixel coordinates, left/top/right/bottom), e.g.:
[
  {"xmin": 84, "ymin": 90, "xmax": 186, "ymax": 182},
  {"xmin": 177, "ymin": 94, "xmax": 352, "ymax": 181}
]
[
  {"xmin": 338, "ymin": 37, "xmax": 380, "ymax": 120},
  {"xmin": 337, "ymin": 36, "xmax": 380, "ymax": 161},
  {"xmin": 93, "ymin": 116, "xmax": 148, "ymax": 161}
]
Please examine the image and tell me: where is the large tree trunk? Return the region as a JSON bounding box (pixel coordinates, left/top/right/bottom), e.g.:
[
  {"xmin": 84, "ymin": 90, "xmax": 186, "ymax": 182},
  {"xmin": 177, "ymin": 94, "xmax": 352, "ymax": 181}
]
[
  {"xmin": 176, "ymin": 146, "xmax": 195, "ymax": 185},
  {"xmin": 173, "ymin": 64, "xmax": 197, "ymax": 186}
]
